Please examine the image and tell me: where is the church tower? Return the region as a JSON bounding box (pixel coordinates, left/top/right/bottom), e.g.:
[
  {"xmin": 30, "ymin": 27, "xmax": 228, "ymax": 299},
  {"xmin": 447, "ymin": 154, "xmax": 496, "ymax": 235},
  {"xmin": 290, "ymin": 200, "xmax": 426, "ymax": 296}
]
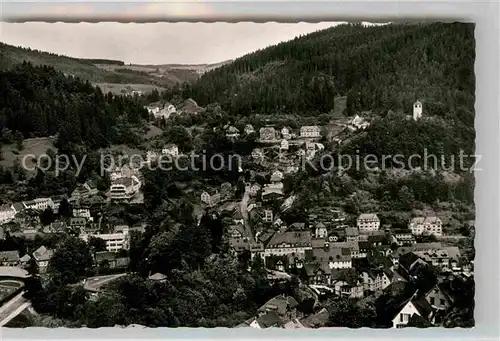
[{"xmin": 413, "ymin": 100, "xmax": 422, "ymax": 121}]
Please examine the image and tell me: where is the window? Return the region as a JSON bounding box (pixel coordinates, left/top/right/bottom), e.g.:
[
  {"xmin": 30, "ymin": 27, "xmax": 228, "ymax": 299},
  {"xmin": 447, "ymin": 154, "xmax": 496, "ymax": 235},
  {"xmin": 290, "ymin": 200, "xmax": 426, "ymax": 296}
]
[
  {"xmin": 440, "ymin": 299, "xmax": 445, "ymax": 306},
  {"xmin": 430, "ymin": 297, "xmax": 435, "ymax": 305}
]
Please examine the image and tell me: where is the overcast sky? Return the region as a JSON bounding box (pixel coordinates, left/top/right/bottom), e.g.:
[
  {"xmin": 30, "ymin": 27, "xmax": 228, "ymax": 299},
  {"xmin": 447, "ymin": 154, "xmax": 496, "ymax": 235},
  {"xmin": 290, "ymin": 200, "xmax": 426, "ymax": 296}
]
[{"xmin": 0, "ymin": 22, "xmax": 340, "ymax": 65}]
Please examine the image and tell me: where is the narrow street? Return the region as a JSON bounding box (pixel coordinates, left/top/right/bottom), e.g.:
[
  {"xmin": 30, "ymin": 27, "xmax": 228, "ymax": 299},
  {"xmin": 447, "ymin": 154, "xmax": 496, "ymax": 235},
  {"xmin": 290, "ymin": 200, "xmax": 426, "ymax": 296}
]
[{"xmin": 240, "ymin": 184, "xmax": 255, "ymax": 243}]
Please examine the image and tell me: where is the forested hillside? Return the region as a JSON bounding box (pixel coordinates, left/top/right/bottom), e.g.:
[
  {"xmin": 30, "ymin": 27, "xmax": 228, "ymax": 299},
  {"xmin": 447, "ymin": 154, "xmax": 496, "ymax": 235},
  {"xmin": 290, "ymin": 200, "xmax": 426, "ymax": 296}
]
[
  {"xmin": 0, "ymin": 62, "xmax": 148, "ymax": 149},
  {"xmin": 187, "ymin": 22, "xmax": 475, "ymax": 118}
]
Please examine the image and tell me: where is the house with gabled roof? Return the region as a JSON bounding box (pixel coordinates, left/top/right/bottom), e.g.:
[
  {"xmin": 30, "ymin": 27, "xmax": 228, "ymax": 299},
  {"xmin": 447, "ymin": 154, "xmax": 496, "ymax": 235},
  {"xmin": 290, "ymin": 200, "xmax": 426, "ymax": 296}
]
[
  {"xmin": 409, "ymin": 216, "xmax": 443, "ymax": 236},
  {"xmin": 300, "ymin": 126, "xmax": 321, "ymax": 138},
  {"xmin": 200, "ymin": 189, "xmax": 221, "ymax": 207},
  {"xmin": 357, "ymin": 213, "xmax": 380, "ymax": 231},
  {"xmin": 257, "ymin": 295, "xmax": 299, "ymax": 323},
  {"xmin": 264, "ymin": 230, "xmax": 312, "ymax": 258},
  {"xmin": 389, "ymin": 291, "xmax": 434, "ymax": 328},
  {"xmin": 424, "ymin": 283, "xmax": 455, "ymax": 311},
  {"xmin": 345, "ymin": 227, "xmax": 359, "ymax": 242},
  {"xmin": 360, "ymin": 269, "xmax": 391, "ymax": 292},
  {"xmin": 33, "ymin": 245, "xmax": 55, "ymax": 274},
  {"xmin": 329, "ymin": 268, "xmax": 364, "ymax": 298}
]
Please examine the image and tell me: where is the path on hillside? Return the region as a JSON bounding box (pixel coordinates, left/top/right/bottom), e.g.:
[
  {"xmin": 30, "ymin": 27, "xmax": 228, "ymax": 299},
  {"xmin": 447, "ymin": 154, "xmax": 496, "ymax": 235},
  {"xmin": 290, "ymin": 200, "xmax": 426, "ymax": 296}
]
[
  {"xmin": 240, "ymin": 185, "xmax": 255, "ymax": 243},
  {"xmin": 0, "ymin": 291, "xmax": 30, "ymax": 326}
]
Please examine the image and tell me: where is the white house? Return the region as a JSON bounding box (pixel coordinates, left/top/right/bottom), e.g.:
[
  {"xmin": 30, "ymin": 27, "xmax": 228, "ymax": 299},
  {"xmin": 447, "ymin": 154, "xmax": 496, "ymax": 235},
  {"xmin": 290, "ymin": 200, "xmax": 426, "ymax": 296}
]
[
  {"xmin": 281, "ymin": 127, "xmax": 291, "ymax": 140},
  {"xmin": 413, "ymin": 100, "xmax": 423, "ymax": 121},
  {"xmin": 299, "ymin": 126, "xmax": 321, "ymax": 138},
  {"xmin": 314, "ymin": 223, "xmax": 328, "ymax": 239},
  {"xmin": 162, "ymin": 144, "xmax": 179, "ymax": 157},
  {"xmin": 226, "ymin": 126, "xmax": 240, "ymax": 139},
  {"xmin": 82, "ymin": 228, "xmax": 130, "ymax": 253},
  {"xmin": 391, "ymin": 294, "xmax": 433, "ymax": 328},
  {"xmin": 32, "ymin": 245, "xmax": 55, "ymax": 274},
  {"xmin": 360, "ymin": 270, "xmax": 391, "ymax": 292},
  {"xmin": 108, "ymin": 176, "xmax": 141, "ymax": 201},
  {"xmin": 280, "ymin": 139, "xmax": 289, "ymax": 151},
  {"xmin": 357, "ymin": 213, "xmax": 380, "ymax": 231},
  {"xmin": 259, "ymin": 127, "xmax": 277, "ymax": 141},
  {"xmin": 200, "ymin": 190, "xmax": 221, "ymax": 207},
  {"xmin": 244, "ymin": 124, "xmax": 255, "ymax": 135},
  {"xmin": 252, "ymin": 148, "xmax": 264, "ymax": 161},
  {"xmin": 23, "ymin": 198, "xmax": 54, "ymax": 212},
  {"xmin": 409, "ymin": 216, "xmax": 443, "ymax": 236},
  {"xmin": 270, "ymin": 170, "xmax": 284, "ymax": 183},
  {"xmin": 72, "ymin": 207, "xmax": 93, "ymax": 221},
  {"xmin": 146, "ymin": 102, "xmax": 176, "ymax": 120},
  {"xmin": 249, "ymin": 184, "xmax": 261, "ymax": 196},
  {"xmin": 0, "ymin": 205, "xmax": 16, "ymax": 225},
  {"xmin": 263, "ymin": 209, "xmax": 274, "ymax": 223}
]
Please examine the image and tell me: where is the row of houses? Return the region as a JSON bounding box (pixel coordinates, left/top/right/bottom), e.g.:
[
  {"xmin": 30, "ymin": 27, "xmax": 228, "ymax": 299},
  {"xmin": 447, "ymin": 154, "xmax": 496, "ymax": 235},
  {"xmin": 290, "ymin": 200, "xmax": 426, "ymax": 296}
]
[
  {"xmin": 224, "ymin": 125, "xmax": 322, "ymax": 142},
  {"xmin": 0, "ymin": 245, "xmax": 54, "ymax": 273},
  {"xmin": 357, "ymin": 213, "xmax": 443, "ymax": 237},
  {"xmin": 0, "ymin": 195, "xmax": 69, "ymax": 225}
]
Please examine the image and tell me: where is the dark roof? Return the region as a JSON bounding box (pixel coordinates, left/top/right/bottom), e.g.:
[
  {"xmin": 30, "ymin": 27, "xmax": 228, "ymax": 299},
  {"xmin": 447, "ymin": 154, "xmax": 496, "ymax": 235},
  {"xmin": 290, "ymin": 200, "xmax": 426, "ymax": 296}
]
[
  {"xmin": 368, "ymin": 234, "xmax": 387, "ymax": 243},
  {"xmin": 0, "ymin": 250, "xmax": 20, "ymax": 262},
  {"xmin": 233, "ymin": 211, "xmax": 243, "ymax": 219},
  {"xmin": 345, "ymin": 227, "xmax": 359, "ymax": 236},
  {"xmin": 299, "ymin": 308, "xmax": 330, "ymax": 328},
  {"xmin": 408, "ymin": 313, "xmax": 433, "ymax": 327},
  {"xmin": 257, "ymin": 295, "xmax": 298, "ymax": 316},
  {"xmin": 358, "ymin": 241, "xmax": 372, "ymax": 250},
  {"xmin": 290, "ymin": 223, "xmax": 305, "ymax": 229},
  {"xmin": 230, "ymin": 237, "xmax": 250, "ymax": 252},
  {"xmin": 412, "ymin": 296, "xmax": 434, "ymax": 318},
  {"xmin": 95, "ymin": 251, "xmax": 115, "ymax": 262},
  {"xmin": 330, "ymin": 268, "xmax": 359, "ymax": 286},
  {"xmin": 309, "ymin": 246, "xmax": 351, "ymax": 264},
  {"xmin": 256, "ymin": 311, "xmax": 282, "ymax": 328},
  {"xmin": 398, "ymin": 252, "xmax": 423, "ymax": 272},
  {"xmin": 266, "ymin": 231, "xmax": 312, "ymax": 248}
]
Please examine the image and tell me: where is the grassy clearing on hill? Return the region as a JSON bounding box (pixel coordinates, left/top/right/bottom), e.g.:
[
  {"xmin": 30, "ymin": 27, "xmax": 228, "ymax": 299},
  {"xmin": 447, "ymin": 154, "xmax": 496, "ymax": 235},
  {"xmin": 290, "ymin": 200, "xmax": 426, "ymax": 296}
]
[
  {"xmin": 94, "ymin": 83, "xmax": 165, "ymax": 95},
  {"xmin": 0, "ymin": 137, "xmax": 57, "ymax": 170}
]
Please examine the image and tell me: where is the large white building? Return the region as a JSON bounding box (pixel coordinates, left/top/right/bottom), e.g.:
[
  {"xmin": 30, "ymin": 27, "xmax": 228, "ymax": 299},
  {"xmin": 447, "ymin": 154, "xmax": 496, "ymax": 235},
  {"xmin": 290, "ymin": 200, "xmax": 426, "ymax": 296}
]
[
  {"xmin": 108, "ymin": 176, "xmax": 141, "ymax": 201},
  {"xmin": 299, "ymin": 126, "xmax": 321, "ymax": 138},
  {"xmin": 409, "ymin": 216, "xmax": 443, "ymax": 236},
  {"xmin": 23, "ymin": 198, "xmax": 54, "ymax": 211},
  {"xmin": 264, "ymin": 231, "xmax": 312, "ymax": 258},
  {"xmin": 357, "ymin": 213, "xmax": 380, "ymax": 231},
  {"xmin": 82, "ymin": 227, "xmax": 130, "ymax": 252}
]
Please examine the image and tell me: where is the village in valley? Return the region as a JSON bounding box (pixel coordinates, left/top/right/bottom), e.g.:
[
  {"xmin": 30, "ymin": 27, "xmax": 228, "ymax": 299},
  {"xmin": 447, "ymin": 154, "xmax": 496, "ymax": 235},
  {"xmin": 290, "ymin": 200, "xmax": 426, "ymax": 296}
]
[
  {"xmin": 0, "ymin": 96, "xmax": 475, "ymax": 329},
  {"xmin": 0, "ymin": 22, "xmax": 476, "ymax": 329}
]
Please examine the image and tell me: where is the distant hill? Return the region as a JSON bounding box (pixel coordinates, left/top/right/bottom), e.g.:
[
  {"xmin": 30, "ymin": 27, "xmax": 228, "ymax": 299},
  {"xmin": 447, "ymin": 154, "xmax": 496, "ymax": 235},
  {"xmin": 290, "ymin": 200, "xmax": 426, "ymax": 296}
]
[
  {"xmin": 186, "ymin": 22, "xmax": 475, "ymax": 118},
  {"xmin": 0, "ymin": 42, "xmax": 201, "ymax": 90}
]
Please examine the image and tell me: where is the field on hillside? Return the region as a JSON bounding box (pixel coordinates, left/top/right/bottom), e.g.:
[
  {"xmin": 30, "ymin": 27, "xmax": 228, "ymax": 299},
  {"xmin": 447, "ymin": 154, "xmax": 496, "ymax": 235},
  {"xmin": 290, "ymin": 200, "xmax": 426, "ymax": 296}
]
[
  {"xmin": 0, "ymin": 137, "xmax": 57, "ymax": 170},
  {"xmin": 94, "ymin": 83, "xmax": 165, "ymax": 95}
]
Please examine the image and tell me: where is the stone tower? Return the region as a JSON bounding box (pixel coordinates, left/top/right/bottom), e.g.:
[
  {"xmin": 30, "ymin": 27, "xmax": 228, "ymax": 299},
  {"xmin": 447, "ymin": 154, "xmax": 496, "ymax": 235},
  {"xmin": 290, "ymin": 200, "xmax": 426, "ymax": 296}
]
[{"xmin": 413, "ymin": 100, "xmax": 423, "ymax": 121}]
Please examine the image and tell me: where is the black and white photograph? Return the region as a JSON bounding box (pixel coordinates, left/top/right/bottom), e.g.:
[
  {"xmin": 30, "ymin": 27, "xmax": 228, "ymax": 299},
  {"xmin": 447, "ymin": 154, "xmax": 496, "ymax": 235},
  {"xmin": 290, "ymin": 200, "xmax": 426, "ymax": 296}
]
[{"xmin": 0, "ymin": 13, "xmax": 475, "ymax": 330}]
